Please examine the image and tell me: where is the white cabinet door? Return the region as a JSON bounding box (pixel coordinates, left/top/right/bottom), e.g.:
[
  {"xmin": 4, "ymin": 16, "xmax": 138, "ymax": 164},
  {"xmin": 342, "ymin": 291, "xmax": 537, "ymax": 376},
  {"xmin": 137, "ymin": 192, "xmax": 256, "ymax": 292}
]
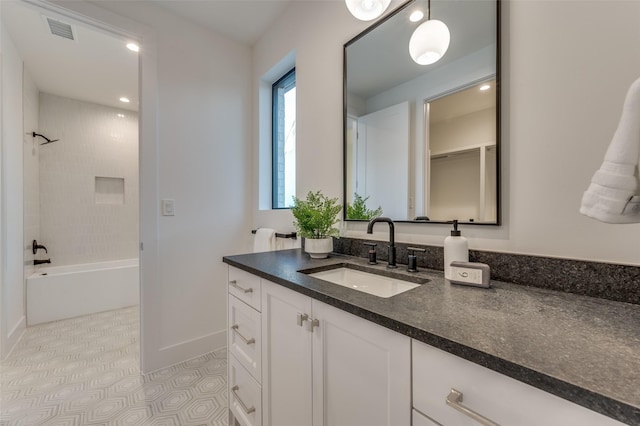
[
  {"xmin": 261, "ymin": 280, "xmax": 313, "ymax": 426},
  {"xmin": 311, "ymin": 301, "xmax": 411, "ymax": 426}
]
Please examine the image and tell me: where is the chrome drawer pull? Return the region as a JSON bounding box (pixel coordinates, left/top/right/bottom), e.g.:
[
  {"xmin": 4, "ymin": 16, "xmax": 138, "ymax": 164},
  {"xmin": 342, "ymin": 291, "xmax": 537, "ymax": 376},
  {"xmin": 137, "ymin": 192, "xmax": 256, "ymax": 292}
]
[
  {"xmin": 296, "ymin": 313, "xmax": 309, "ymax": 327},
  {"xmin": 306, "ymin": 318, "xmax": 320, "ymax": 333},
  {"xmin": 231, "ymin": 385, "xmax": 256, "ymax": 414},
  {"xmin": 229, "ymin": 280, "xmax": 253, "ymax": 294},
  {"xmin": 446, "ymin": 388, "xmax": 501, "ymax": 426},
  {"xmin": 231, "ymin": 325, "xmax": 255, "ymax": 345}
]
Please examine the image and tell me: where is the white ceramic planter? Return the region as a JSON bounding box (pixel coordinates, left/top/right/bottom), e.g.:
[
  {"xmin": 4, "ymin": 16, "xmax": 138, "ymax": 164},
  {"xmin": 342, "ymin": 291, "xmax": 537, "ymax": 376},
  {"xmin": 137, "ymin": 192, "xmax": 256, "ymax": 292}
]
[{"xmin": 304, "ymin": 237, "xmax": 333, "ymax": 259}]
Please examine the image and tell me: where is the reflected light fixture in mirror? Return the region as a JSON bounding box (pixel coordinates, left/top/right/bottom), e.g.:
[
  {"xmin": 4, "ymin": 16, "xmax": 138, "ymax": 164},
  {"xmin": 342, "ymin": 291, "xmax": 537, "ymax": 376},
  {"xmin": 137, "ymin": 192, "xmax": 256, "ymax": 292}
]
[
  {"xmin": 409, "ymin": 0, "xmax": 450, "ymax": 65},
  {"xmin": 126, "ymin": 42, "xmax": 139, "ymax": 52},
  {"xmin": 409, "ymin": 10, "xmax": 424, "ymax": 22},
  {"xmin": 345, "ymin": 0, "xmax": 391, "ymax": 21}
]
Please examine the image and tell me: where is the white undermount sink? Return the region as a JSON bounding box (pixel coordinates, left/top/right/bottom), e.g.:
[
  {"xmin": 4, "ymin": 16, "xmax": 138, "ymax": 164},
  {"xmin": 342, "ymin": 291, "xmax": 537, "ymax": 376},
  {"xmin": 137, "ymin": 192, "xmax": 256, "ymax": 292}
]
[{"xmin": 304, "ymin": 264, "xmax": 426, "ymax": 298}]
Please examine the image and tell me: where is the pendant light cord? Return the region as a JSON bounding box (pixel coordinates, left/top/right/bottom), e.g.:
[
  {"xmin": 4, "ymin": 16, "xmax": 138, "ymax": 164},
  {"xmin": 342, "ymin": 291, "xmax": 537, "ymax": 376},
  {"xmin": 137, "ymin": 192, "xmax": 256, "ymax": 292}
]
[{"xmin": 427, "ymin": 0, "xmax": 431, "ymax": 20}]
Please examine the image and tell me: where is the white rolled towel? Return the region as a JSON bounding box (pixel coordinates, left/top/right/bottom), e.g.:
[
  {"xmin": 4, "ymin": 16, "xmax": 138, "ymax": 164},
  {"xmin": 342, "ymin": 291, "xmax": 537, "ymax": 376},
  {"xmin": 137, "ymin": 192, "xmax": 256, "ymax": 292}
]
[
  {"xmin": 580, "ymin": 76, "xmax": 640, "ymax": 223},
  {"xmin": 253, "ymin": 228, "xmax": 276, "ymax": 252}
]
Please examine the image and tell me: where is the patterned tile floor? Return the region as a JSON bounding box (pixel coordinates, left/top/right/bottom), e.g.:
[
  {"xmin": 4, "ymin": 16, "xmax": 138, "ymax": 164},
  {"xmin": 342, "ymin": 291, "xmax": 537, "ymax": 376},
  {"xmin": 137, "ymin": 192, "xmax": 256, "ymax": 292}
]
[{"xmin": 0, "ymin": 306, "xmax": 228, "ymax": 425}]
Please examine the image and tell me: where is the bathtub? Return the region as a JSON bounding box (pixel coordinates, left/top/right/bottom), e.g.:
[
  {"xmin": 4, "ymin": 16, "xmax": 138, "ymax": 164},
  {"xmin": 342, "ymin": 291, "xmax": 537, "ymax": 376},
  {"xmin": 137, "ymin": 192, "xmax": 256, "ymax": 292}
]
[{"xmin": 27, "ymin": 258, "xmax": 139, "ymax": 325}]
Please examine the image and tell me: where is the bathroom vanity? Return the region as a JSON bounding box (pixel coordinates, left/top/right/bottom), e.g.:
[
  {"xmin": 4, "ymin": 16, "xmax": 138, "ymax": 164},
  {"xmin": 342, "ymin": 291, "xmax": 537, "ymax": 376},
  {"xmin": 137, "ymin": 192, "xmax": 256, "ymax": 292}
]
[{"xmin": 223, "ymin": 249, "xmax": 639, "ymax": 426}]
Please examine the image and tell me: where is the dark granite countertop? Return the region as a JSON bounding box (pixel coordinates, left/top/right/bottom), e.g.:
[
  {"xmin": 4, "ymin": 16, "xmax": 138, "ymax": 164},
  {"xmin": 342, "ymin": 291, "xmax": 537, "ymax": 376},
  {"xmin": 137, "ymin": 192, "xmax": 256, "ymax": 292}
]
[{"xmin": 222, "ymin": 249, "xmax": 640, "ymax": 424}]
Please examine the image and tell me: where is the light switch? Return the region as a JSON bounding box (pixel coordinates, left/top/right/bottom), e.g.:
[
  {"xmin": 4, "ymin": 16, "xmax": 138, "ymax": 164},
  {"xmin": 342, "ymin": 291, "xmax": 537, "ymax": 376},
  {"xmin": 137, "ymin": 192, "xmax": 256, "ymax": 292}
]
[{"xmin": 161, "ymin": 199, "xmax": 175, "ymax": 216}]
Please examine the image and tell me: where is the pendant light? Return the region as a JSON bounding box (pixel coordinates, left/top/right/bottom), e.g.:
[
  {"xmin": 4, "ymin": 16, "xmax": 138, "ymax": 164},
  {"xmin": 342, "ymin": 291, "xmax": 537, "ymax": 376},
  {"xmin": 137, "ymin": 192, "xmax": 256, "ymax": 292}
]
[
  {"xmin": 345, "ymin": 0, "xmax": 391, "ymax": 21},
  {"xmin": 409, "ymin": 0, "xmax": 450, "ymax": 65}
]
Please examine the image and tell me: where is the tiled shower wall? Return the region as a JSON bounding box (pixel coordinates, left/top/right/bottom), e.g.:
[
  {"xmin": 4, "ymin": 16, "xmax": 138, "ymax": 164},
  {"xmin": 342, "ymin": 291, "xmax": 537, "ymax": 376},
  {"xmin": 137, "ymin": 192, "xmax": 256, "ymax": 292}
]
[
  {"xmin": 38, "ymin": 93, "xmax": 139, "ymax": 266},
  {"xmin": 23, "ymin": 71, "xmax": 40, "ymax": 280}
]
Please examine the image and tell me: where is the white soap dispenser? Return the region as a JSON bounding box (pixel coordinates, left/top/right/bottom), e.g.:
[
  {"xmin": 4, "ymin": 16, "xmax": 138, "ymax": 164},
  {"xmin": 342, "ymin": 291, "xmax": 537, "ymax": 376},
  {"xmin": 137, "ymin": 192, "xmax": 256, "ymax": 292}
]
[{"xmin": 444, "ymin": 220, "xmax": 468, "ymax": 280}]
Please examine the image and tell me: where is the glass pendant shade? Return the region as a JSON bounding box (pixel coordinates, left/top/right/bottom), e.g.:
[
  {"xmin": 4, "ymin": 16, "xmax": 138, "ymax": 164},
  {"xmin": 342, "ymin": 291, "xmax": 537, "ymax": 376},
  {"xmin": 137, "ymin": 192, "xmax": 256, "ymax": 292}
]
[
  {"xmin": 345, "ymin": 0, "xmax": 391, "ymax": 21},
  {"xmin": 409, "ymin": 19, "xmax": 451, "ymax": 65}
]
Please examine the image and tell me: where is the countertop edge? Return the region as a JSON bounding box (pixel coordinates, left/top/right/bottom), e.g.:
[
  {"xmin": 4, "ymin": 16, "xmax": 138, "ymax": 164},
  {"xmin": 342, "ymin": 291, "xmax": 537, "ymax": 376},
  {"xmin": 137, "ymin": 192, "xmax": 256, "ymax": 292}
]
[{"xmin": 222, "ymin": 255, "xmax": 640, "ymax": 424}]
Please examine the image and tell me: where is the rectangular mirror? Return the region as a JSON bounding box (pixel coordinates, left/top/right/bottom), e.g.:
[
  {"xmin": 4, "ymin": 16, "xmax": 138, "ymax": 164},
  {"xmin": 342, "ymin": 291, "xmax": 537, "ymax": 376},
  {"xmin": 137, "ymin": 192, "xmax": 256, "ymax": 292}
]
[{"xmin": 344, "ymin": 0, "xmax": 500, "ymax": 225}]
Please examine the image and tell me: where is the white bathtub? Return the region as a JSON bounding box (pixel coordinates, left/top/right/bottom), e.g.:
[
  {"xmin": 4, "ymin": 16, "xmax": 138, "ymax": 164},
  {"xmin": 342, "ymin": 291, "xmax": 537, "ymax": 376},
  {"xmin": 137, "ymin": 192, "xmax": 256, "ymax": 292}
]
[{"xmin": 27, "ymin": 258, "xmax": 139, "ymax": 325}]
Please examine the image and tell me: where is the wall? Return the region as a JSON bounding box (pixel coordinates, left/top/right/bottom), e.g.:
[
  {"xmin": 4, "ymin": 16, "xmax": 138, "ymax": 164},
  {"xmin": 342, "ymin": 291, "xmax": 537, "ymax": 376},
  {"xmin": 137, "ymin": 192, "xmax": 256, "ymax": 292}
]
[
  {"xmin": 1, "ymin": 25, "xmax": 26, "ymax": 358},
  {"xmin": 252, "ymin": 0, "xmax": 640, "ymax": 266},
  {"xmin": 38, "ymin": 93, "xmax": 139, "ymax": 266},
  {"xmin": 430, "ymin": 107, "xmax": 496, "ymax": 153},
  {"xmin": 252, "ymin": 1, "xmax": 373, "ymax": 233},
  {"xmin": 50, "ymin": 0, "xmax": 254, "ymax": 371}
]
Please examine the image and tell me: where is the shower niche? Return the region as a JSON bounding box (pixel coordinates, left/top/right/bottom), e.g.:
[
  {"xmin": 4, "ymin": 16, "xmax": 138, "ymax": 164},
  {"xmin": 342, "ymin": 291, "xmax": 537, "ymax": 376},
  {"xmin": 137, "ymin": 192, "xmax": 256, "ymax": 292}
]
[{"xmin": 95, "ymin": 176, "xmax": 125, "ymax": 205}]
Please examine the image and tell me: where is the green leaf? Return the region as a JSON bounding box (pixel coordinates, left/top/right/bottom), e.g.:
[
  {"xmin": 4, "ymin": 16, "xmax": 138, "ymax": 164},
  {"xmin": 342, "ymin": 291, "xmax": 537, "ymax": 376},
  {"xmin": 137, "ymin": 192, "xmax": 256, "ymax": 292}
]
[
  {"xmin": 291, "ymin": 191, "xmax": 342, "ymax": 239},
  {"xmin": 346, "ymin": 193, "xmax": 382, "ymax": 220}
]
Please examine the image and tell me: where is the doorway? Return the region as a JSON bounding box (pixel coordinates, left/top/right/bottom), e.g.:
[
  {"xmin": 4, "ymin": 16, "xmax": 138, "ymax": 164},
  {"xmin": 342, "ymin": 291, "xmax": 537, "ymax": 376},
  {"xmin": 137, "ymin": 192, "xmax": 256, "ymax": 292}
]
[{"xmin": 1, "ymin": 0, "xmax": 141, "ymax": 359}]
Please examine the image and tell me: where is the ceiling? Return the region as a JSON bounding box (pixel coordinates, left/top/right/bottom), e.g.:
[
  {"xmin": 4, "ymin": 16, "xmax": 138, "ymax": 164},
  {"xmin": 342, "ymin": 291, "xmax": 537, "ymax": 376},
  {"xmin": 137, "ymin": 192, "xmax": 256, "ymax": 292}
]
[
  {"xmin": 1, "ymin": 0, "xmax": 292, "ymax": 112},
  {"xmin": 346, "ymin": 0, "xmax": 497, "ymax": 99},
  {"xmin": 429, "ymin": 79, "xmax": 496, "ymax": 123},
  {"xmin": 151, "ymin": 0, "xmax": 293, "ymax": 45},
  {"xmin": 2, "ymin": 0, "xmax": 491, "ymax": 115},
  {"xmin": 2, "ymin": 1, "xmax": 139, "ymax": 111}
]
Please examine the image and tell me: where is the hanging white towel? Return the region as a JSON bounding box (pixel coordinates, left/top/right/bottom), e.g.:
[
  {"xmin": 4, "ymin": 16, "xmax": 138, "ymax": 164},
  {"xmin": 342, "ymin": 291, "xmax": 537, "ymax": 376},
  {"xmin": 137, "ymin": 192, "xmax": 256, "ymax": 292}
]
[
  {"xmin": 580, "ymin": 76, "xmax": 640, "ymax": 223},
  {"xmin": 253, "ymin": 228, "xmax": 276, "ymax": 252}
]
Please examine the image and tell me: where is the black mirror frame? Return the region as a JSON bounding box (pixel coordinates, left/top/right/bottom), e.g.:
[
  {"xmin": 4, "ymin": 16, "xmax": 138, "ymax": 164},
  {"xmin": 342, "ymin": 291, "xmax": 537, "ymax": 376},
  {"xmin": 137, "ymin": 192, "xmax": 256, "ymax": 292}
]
[{"xmin": 342, "ymin": 0, "xmax": 502, "ymax": 226}]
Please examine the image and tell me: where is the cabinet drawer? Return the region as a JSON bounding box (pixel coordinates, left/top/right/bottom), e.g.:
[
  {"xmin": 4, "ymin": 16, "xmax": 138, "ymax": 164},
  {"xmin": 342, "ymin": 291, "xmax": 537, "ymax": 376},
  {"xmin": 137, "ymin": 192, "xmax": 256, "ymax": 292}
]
[
  {"xmin": 230, "ymin": 354, "xmax": 262, "ymax": 426},
  {"xmin": 229, "ymin": 266, "xmax": 261, "ymax": 311},
  {"xmin": 229, "ymin": 294, "xmax": 261, "ymax": 382},
  {"xmin": 412, "ymin": 340, "xmax": 624, "ymax": 426},
  {"xmin": 412, "ymin": 409, "xmax": 440, "ymax": 426}
]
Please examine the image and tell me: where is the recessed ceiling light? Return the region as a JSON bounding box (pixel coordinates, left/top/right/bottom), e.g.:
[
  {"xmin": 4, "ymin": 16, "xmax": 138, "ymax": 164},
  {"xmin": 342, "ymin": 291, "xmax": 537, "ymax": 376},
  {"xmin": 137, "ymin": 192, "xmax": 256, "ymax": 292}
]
[
  {"xmin": 409, "ymin": 10, "xmax": 424, "ymax": 22},
  {"xmin": 117, "ymin": 113, "xmax": 125, "ymax": 118},
  {"xmin": 480, "ymin": 84, "xmax": 491, "ymax": 91},
  {"xmin": 119, "ymin": 97, "xmax": 130, "ymax": 103},
  {"xmin": 126, "ymin": 42, "xmax": 139, "ymax": 52}
]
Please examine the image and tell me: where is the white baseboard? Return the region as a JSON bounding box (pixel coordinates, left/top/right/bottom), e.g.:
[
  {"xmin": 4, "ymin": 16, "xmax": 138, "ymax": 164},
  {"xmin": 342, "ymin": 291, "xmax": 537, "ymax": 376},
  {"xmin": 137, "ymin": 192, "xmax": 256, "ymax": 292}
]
[{"xmin": 142, "ymin": 328, "xmax": 227, "ymax": 374}]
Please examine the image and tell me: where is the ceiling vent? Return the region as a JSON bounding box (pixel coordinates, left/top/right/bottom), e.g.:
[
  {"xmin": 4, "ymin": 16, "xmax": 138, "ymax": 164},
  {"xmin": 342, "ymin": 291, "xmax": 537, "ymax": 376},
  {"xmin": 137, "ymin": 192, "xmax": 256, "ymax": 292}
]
[{"xmin": 45, "ymin": 17, "xmax": 75, "ymax": 41}]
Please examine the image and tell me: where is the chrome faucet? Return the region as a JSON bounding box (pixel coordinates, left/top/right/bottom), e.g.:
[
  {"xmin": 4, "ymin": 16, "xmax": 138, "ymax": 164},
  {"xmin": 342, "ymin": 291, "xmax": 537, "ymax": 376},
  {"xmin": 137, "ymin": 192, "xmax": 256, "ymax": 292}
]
[{"xmin": 366, "ymin": 217, "xmax": 396, "ymax": 268}]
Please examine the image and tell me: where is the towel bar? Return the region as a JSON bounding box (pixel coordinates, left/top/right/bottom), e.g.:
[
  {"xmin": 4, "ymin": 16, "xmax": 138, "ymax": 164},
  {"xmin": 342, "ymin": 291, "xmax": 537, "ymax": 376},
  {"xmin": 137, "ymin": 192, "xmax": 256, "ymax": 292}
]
[{"xmin": 251, "ymin": 230, "xmax": 297, "ymax": 239}]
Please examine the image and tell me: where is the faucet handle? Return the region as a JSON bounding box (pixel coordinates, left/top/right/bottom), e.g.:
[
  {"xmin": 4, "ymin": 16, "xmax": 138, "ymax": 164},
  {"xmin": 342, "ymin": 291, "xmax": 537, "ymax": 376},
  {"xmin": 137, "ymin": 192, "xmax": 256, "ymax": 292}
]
[
  {"xmin": 32, "ymin": 240, "xmax": 48, "ymax": 254},
  {"xmin": 407, "ymin": 247, "xmax": 426, "ymax": 255},
  {"xmin": 407, "ymin": 247, "xmax": 426, "ymax": 272},
  {"xmin": 363, "ymin": 242, "xmax": 378, "ymax": 264}
]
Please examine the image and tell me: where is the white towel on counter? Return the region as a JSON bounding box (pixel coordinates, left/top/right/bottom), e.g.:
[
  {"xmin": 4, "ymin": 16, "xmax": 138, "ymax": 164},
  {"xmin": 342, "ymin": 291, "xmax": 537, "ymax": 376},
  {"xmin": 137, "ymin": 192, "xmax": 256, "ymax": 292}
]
[
  {"xmin": 253, "ymin": 228, "xmax": 276, "ymax": 252},
  {"xmin": 580, "ymin": 76, "xmax": 640, "ymax": 223}
]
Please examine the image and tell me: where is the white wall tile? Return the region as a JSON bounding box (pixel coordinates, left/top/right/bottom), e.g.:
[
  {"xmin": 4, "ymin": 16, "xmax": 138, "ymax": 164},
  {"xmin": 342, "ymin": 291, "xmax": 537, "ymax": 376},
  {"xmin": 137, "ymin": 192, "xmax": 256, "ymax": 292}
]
[{"xmin": 38, "ymin": 93, "xmax": 139, "ymax": 266}]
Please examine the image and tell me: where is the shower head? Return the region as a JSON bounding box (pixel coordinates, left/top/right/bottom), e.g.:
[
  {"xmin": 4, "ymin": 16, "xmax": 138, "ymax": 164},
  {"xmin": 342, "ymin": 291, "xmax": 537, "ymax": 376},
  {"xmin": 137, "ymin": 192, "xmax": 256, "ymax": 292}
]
[{"xmin": 30, "ymin": 132, "xmax": 59, "ymax": 145}]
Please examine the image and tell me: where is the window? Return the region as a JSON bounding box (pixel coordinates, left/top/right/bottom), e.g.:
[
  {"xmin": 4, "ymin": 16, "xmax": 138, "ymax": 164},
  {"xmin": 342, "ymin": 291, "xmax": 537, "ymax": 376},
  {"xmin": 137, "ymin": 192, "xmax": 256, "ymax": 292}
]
[{"xmin": 272, "ymin": 68, "xmax": 296, "ymax": 209}]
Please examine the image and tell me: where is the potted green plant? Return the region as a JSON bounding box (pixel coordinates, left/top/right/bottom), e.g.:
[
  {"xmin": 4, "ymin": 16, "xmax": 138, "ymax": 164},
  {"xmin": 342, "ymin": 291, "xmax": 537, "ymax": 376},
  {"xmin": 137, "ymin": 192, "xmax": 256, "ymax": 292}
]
[
  {"xmin": 346, "ymin": 193, "xmax": 383, "ymax": 220},
  {"xmin": 291, "ymin": 190, "xmax": 342, "ymax": 258}
]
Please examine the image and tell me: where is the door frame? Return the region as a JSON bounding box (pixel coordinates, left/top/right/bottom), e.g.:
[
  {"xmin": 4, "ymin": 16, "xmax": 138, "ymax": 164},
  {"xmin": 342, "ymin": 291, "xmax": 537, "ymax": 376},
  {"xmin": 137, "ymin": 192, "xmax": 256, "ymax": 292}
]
[{"xmin": 13, "ymin": 0, "xmax": 159, "ymax": 373}]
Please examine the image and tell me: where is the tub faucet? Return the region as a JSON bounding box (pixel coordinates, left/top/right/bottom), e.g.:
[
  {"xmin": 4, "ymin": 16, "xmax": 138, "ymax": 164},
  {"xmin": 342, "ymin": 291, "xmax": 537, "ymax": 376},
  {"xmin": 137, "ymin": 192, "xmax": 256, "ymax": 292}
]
[
  {"xmin": 366, "ymin": 217, "xmax": 396, "ymax": 268},
  {"xmin": 34, "ymin": 259, "xmax": 51, "ymax": 266}
]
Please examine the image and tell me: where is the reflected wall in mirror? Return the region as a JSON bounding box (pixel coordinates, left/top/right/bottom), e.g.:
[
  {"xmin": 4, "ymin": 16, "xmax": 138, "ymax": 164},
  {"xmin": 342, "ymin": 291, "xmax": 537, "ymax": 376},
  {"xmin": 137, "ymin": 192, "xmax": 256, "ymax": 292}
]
[
  {"xmin": 344, "ymin": 0, "xmax": 500, "ymax": 224},
  {"xmin": 427, "ymin": 79, "xmax": 497, "ymax": 222}
]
